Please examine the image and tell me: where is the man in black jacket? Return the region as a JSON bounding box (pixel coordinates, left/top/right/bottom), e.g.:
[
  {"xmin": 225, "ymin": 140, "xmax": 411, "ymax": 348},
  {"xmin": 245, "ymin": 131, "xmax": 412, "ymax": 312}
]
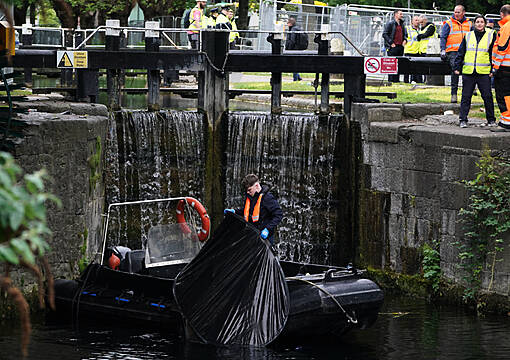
[
  {"xmin": 383, "ymin": 10, "xmax": 407, "ymax": 82},
  {"xmin": 225, "ymin": 174, "xmax": 283, "ymax": 245},
  {"xmin": 286, "ymin": 17, "xmax": 304, "ymax": 81}
]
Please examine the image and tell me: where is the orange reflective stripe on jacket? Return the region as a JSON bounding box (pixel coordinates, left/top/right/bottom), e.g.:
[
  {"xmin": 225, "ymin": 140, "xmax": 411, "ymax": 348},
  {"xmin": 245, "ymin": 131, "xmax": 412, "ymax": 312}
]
[
  {"xmin": 445, "ymin": 18, "xmax": 472, "ymax": 52},
  {"xmin": 244, "ymin": 194, "xmax": 263, "ymax": 223},
  {"xmin": 492, "ymin": 15, "xmax": 510, "ymax": 70}
]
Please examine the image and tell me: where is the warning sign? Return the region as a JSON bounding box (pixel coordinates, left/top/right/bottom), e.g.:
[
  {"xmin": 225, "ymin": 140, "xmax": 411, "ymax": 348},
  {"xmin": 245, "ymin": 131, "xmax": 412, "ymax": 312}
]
[
  {"xmin": 364, "ymin": 57, "xmax": 398, "ymax": 75},
  {"xmin": 57, "ymin": 51, "xmax": 88, "ymax": 68}
]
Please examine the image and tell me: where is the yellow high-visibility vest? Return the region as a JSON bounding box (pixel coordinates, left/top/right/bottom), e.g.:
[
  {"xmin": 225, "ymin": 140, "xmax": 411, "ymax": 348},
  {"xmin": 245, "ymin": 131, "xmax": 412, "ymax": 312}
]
[
  {"xmin": 404, "ymin": 25, "xmax": 420, "ymax": 54},
  {"xmin": 188, "ymin": 6, "xmax": 205, "ymax": 34},
  {"xmin": 462, "ymin": 30, "xmax": 494, "ymax": 75},
  {"xmin": 229, "ymin": 20, "xmax": 239, "ymax": 43},
  {"xmin": 418, "ymin": 23, "xmax": 438, "ymax": 54}
]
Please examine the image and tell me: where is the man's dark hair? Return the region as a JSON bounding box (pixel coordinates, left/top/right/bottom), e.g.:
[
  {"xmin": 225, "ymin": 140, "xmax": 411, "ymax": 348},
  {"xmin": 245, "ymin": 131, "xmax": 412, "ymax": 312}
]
[
  {"xmin": 501, "ymin": 4, "xmax": 510, "ymax": 16},
  {"xmin": 242, "ymin": 174, "xmax": 259, "ymax": 190},
  {"xmin": 393, "ymin": 9, "xmax": 402, "ymax": 16}
]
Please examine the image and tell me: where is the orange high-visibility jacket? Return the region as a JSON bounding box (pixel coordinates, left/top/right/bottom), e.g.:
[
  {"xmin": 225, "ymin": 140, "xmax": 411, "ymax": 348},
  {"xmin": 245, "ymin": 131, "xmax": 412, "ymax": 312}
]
[
  {"xmin": 492, "ymin": 15, "xmax": 510, "ymax": 70},
  {"xmin": 444, "ymin": 17, "xmax": 472, "ymax": 52}
]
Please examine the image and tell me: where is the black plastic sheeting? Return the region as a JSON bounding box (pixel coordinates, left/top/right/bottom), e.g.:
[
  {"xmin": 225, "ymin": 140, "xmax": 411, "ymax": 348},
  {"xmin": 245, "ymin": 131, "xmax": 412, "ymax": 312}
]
[{"xmin": 173, "ymin": 212, "xmax": 289, "ymax": 346}]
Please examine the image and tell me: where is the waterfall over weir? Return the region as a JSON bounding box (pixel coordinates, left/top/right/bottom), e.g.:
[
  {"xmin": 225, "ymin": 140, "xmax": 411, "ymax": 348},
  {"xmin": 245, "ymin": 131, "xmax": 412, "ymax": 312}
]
[
  {"xmin": 224, "ymin": 113, "xmax": 342, "ymax": 264},
  {"xmin": 105, "ymin": 110, "xmax": 205, "ymax": 249},
  {"xmin": 104, "ymin": 110, "xmax": 344, "ymax": 264}
]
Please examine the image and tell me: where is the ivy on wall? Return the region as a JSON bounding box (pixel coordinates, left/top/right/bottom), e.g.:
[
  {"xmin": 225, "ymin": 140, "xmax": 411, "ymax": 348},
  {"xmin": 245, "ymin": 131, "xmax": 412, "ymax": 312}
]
[{"xmin": 457, "ymin": 148, "xmax": 510, "ymax": 301}]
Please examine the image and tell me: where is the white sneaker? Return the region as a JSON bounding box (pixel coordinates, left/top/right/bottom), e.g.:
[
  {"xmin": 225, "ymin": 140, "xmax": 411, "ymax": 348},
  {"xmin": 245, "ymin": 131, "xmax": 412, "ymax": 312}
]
[{"xmin": 459, "ymin": 120, "xmax": 468, "ymax": 128}]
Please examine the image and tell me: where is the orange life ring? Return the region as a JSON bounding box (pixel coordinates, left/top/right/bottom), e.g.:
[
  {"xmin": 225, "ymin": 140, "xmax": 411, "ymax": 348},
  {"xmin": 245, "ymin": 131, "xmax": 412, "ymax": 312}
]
[{"xmin": 175, "ymin": 197, "xmax": 210, "ymax": 242}]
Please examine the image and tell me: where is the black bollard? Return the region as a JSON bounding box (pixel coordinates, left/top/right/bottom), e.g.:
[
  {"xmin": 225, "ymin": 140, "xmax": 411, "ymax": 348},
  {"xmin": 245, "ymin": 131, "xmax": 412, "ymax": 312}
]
[
  {"xmin": 21, "ymin": 23, "xmax": 33, "ymax": 86},
  {"xmin": 267, "ymin": 33, "xmax": 282, "ymax": 114},
  {"xmin": 105, "ymin": 19, "xmax": 121, "ymax": 110},
  {"xmin": 145, "ymin": 21, "xmax": 161, "ymax": 111}
]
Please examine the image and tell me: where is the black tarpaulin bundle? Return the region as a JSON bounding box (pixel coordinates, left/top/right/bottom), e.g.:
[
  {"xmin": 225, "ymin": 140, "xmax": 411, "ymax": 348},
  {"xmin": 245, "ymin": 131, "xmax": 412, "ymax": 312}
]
[{"xmin": 173, "ymin": 213, "xmax": 289, "ymax": 346}]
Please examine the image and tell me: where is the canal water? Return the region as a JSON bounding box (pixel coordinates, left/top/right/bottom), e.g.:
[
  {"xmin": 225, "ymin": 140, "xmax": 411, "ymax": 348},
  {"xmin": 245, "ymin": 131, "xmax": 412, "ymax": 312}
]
[{"xmin": 1, "ymin": 294, "xmax": 510, "ymax": 359}]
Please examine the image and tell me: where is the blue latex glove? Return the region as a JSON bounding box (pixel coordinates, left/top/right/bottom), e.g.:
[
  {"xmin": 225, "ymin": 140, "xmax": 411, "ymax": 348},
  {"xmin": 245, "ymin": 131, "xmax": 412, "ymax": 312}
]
[
  {"xmin": 224, "ymin": 209, "xmax": 235, "ymax": 214},
  {"xmin": 260, "ymin": 228, "xmax": 269, "ymax": 239}
]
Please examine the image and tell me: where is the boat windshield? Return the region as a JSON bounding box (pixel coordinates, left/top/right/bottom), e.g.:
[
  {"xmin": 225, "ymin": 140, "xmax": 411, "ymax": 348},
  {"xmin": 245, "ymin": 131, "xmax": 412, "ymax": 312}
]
[{"xmin": 145, "ymin": 224, "xmax": 202, "ymax": 268}]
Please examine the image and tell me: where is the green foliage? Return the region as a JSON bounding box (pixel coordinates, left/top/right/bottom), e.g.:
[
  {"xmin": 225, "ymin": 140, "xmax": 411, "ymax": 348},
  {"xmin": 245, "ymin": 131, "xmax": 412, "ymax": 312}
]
[
  {"xmin": 457, "ymin": 148, "xmax": 510, "ymax": 301},
  {"xmin": 422, "ymin": 242, "xmax": 441, "ymax": 293},
  {"xmin": 77, "ymin": 228, "xmax": 88, "ymax": 272},
  {"xmin": 88, "ymin": 136, "xmax": 102, "ymax": 193},
  {"xmin": 0, "ymin": 152, "xmax": 60, "ymax": 266}
]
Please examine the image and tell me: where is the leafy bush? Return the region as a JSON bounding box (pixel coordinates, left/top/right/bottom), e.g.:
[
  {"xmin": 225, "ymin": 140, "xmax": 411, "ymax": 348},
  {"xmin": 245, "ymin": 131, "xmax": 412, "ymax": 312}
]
[
  {"xmin": 457, "ymin": 148, "xmax": 510, "ymax": 301},
  {"xmin": 0, "ymin": 151, "xmax": 60, "ymax": 358}
]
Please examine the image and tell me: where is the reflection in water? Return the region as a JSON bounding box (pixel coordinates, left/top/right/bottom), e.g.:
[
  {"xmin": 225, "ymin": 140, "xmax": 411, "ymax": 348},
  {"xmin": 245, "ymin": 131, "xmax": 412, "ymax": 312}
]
[{"xmin": 2, "ymin": 295, "xmax": 510, "ymax": 359}]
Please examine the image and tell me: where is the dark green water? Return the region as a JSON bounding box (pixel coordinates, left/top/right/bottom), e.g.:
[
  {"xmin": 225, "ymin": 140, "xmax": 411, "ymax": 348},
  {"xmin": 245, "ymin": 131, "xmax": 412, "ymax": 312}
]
[{"xmin": 1, "ymin": 295, "xmax": 510, "ymax": 360}]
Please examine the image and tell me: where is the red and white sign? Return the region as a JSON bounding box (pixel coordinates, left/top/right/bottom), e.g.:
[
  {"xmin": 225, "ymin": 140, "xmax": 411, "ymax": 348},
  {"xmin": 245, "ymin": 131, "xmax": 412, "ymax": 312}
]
[{"xmin": 364, "ymin": 57, "xmax": 398, "ymax": 75}]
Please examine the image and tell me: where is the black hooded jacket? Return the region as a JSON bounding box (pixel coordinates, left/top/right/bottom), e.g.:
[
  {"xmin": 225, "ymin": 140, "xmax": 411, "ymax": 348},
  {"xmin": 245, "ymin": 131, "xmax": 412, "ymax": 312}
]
[{"xmin": 235, "ymin": 185, "xmax": 283, "ymax": 243}]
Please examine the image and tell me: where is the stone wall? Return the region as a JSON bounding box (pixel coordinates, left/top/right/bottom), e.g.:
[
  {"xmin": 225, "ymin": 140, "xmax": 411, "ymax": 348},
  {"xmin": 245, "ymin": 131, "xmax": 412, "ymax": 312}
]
[
  {"xmin": 9, "ymin": 101, "xmax": 109, "ymax": 283},
  {"xmin": 353, "ymin": 103, "xmax": 510, "ymax": 297}
]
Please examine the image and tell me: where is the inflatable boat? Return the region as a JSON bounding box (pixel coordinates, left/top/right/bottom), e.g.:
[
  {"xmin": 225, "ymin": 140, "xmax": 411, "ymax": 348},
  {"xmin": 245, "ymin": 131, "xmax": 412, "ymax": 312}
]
[{"xmin": 53, "ymin": 198, "xmax": 383, "ymax": 345}]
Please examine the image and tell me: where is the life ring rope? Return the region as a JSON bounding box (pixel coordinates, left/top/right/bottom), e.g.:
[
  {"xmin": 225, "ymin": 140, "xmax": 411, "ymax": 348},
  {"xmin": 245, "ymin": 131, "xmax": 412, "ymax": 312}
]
[{"xmin": 176, "ymin": 197, "xmax": 210, "ymax": 242}]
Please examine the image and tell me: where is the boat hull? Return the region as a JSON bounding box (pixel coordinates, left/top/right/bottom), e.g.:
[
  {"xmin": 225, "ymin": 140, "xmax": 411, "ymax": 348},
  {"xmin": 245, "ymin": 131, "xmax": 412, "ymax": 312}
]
[{"xmin": 53, "ymin": 262, "xmax": 383, "ymax": 341}]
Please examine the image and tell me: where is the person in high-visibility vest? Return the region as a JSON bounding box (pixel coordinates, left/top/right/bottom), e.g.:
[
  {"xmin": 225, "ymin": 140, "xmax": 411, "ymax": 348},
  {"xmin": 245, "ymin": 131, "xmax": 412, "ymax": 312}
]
[
  {"xmin": 224, "ymin": 174, "xmax": 283, "ymax": 245},
  {"xmin": 206, "ymin": 7, "xmax": 219, "ymax": 28},
  {"xmin": 227, "ymin": 8, "xmax": 240, "ymax": 49},
  {"xmin": 453, "ymin": 16, "xmax": 496, "ymax": 128},
  {"xmin": 440, "ymin": 5, "xmax": 472, "ymax": 103},
  {"xmin": 417, "ymin": 15, "xmax": 437, "ymax": 54},
  {"xmin": 215, "ymin": 5, "xmax": 232, "ymax": 30},
  {"xmin": 187, "ymin": 0, "xmax": 207, "ymax": 49},
  {"xmin": 404, "ymin": 16, "xmax": 422, "ymax": 84},
  {"xmin": 491, "ymin": 4, "xmax": 510, "ymax": 132},
  {"xmin": 416, "ymin": 15, "xmax": 438, "ymax": 84}
]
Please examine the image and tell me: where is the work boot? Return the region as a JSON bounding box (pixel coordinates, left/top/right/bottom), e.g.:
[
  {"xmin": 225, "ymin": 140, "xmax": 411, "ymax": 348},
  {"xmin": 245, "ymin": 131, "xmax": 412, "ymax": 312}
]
[
  {"xmin": 490, "ymin": 126, "xmax": 510, "ymax": 132},
  {"xmin": 451, "ymin": 94, "xmax": 458, "ymax": 103}
]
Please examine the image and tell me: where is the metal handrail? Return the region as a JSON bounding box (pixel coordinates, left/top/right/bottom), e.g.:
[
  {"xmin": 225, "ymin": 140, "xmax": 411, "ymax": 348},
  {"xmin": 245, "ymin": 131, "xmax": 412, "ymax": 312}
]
[{"xmin": 99, "ymin": 197, "xmax": 190, "ymax": 265}]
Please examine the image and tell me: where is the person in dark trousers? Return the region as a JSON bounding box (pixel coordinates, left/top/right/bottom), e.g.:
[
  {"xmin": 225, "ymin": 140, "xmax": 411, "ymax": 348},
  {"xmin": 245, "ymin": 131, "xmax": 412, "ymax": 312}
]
[
  {"xmin": 404, "ymin": 16, "xmax": 422, "ymax": 84},
  {"xmin": 383, "ymin": 9, "xmax": 407, "ymax": 82},
  {"xmin": 440, "ymin": 5, "xmax": 472, "ymax": 103},
  {"xmin": 453, "ymin": 15, "xmax": 497, "ymax": 128},
  {"xmin": 491, "ymin": 4, "xmax": 510, "ymax": 132},
  {"xmin": 225, "ymin": 174, "xmax": 283, "ymax": 245},
  {"xmin": 286, "ymin": 17, "xmax": 304, "ymax": 81}
]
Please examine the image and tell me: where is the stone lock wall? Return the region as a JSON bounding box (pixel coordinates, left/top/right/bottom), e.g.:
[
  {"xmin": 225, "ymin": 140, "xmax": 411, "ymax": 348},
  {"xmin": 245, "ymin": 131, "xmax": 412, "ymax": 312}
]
[
  {"xmin": 9, "ymin": 101, "xmax": 109, "ymax": 283},
  {"xmin": 352, "ymin": 103, "xmax": 510, "ymax": 297}
]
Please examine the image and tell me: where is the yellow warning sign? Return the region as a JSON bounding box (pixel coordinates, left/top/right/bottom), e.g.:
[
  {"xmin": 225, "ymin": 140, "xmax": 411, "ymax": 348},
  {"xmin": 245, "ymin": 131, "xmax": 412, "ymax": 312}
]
[
  {"xmin": 58, "ymin": 52, "xmax": 73, "ymax": 67},
  {"xmin": 73, "ymin": 51, "xmax": 87, "ymax": 68},
  {"xmin": 56, "ymin": 51, "xmax": 88, "ymax": 69}
]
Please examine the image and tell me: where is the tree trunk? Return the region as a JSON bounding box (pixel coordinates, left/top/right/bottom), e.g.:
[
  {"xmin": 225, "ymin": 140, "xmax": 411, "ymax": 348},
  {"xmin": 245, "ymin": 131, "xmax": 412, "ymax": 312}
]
[
  {"xmin": 237, "ymin": 0, "xmax": 249, "ymax": 30},
  {"xmin": 51, "ymin": 0, "xmax": 76, "ymax": 28},
  {"xmin": 13, "ymin": 4, "xmax": 28, "ymax": 26}
]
